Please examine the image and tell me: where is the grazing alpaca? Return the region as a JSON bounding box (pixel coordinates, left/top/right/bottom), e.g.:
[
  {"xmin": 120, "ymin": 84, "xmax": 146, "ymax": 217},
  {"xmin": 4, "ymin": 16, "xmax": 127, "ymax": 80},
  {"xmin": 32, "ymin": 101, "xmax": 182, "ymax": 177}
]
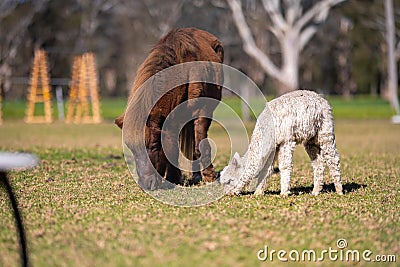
[
  {"xmin": 116, "ymin": 28, "xmax": 224, "ymax": 190},
  {"xmin": 220, "ymin": 90, "xmax": 343, "ymax": 196}
]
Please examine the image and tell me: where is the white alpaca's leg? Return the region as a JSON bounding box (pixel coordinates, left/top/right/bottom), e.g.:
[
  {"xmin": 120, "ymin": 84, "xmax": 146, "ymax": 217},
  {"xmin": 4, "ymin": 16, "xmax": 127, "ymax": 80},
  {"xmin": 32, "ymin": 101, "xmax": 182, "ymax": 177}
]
[
  {"xmin": 305, "ymin": 143, "xmax": 325, "ymax": 196},
  {"xmin": 320, "ymin": 134, "xmax": 343, "ymax": 195},
  {"xmin": 278, "ymin": 142, "xmax": 296, "ymax": 196},
  {"xmin": 254, "ymin": 151, "xmax": 277, "ymax": 196},
  {"xmin": 254, "ymin": 165, "xmax": 275, "ymax": 196},
  {"xmin": 254, "ymin": 175, "xmax": 268, "ymax": 196}
]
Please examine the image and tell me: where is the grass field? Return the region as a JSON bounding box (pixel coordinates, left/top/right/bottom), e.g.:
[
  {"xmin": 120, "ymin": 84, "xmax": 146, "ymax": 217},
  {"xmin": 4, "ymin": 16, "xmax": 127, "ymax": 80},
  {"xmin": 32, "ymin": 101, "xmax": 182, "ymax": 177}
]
[
  {"xmin": 0, "ymin": 97, "xmax": 399, "ymax": 266},
  {"xmin": 1, "ymin": 94, "xmax": 396, "ymax": 121}
]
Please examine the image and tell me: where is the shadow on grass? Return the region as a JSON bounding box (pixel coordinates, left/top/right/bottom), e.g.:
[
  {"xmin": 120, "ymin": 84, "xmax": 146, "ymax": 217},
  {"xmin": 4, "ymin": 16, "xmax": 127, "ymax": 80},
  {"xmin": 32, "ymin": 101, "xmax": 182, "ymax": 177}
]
[{"xmin": 244, "ymin": 182, "xmax": 366, "ymax": 196}]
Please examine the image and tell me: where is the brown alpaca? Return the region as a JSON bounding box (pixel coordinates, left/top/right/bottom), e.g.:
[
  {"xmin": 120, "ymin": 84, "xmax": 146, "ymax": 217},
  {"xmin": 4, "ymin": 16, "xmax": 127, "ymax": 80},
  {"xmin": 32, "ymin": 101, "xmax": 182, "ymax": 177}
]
[{"xmin": 115, "ymin": 28, "xmax": 224, "ymax": 190}]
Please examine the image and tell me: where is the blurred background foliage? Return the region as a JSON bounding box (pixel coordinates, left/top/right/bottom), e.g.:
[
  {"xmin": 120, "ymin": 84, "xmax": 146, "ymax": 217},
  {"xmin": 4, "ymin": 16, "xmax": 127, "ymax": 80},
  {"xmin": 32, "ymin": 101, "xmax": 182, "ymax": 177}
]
[{"xmin": 0, "ymin": 0, "xmax": 399, "ymax": 99}]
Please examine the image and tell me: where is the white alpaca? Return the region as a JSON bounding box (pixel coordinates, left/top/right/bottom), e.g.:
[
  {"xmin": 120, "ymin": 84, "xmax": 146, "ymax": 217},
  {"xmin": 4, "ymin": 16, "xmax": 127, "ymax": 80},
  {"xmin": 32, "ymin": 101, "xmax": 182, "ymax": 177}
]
[{"xmin": 220, "ymin": 90, "xmax": 343, "ymax": 196}]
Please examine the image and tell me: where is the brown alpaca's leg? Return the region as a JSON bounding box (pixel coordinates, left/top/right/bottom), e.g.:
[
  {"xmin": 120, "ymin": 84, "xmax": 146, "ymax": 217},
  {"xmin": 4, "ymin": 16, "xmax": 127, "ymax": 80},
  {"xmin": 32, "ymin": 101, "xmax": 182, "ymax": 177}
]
[
  {"xmin": 193, "ymin": 117, "xmax": 216, "ymax": 183},
  {"xmin": 162, "ymin": 128, "xmax": 183, "ymax": 185},
  {"xmin": 146, "ymin": 123, "xmax": 167, "ymax": 178}
]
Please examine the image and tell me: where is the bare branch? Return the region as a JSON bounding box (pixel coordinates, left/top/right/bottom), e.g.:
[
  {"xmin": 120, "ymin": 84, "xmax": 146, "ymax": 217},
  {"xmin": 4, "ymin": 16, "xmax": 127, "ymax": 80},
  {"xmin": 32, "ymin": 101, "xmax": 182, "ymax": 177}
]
[
  {"xmin": 140, "ymin": 0, "xmax": 184, "ymax": 36},
  {"xmin": 299, "ymin": 25, "xmax": 317, "ymax": 50},
  {"xmin": 269, "ymin": 25, "xmax": 284, "ymax": 40},
  {"xmin": 227, "ymin": 0, "xmax": 281, "ymax": 80},
  {"xmin": 2, "ymin": 1, "xmax": 48, "ymax": 47},
  {"xmin": 99, "ymin": 0, "xmax": 118, "ymax": 12},
  {"xmin": 0, "ymin": 0, "xmax": 18, "ymax": 20},
  {"xmin": 211, "ymin": 0, "xmax": 227, "ymax": 8},
  {"xmin": 294, "ymin": 0, "xmax": 345, "ymax": 32},
  {"xmin": 261, "ymin": 0, "xmax": 287, "ymax": 32},
  {"xmin": 284, "ymin": 0, "xmax": 302, "ymax": 26}
]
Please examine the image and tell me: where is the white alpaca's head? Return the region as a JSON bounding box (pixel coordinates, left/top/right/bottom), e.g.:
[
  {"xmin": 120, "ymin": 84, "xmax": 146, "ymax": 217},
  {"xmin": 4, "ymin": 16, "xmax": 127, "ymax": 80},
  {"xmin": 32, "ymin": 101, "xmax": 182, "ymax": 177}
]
[{"xmin": 220, "ymin": 152, "xmax": 243, "ymax": 192}]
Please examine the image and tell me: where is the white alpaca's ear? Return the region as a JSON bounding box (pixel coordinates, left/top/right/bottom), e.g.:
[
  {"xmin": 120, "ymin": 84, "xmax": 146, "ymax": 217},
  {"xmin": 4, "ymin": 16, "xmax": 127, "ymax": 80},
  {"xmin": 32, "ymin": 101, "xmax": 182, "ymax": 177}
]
[
  {"xmin": 231, "ymin": 156, "xmax": 238, "ymax": 167},
  {"xmin": 230, "ymin": 152, "xmax": 241, "ymax": 168},
  {"xmin": 229, "ymin": 157, "xmax": 237, "ymax": 167}
]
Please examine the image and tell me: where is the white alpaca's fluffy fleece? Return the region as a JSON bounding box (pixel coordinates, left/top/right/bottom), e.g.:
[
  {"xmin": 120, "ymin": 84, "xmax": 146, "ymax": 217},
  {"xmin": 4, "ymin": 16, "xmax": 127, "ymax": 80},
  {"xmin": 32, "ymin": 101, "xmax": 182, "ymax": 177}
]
[{"xmin": 220, "ymin": 90, "xmax": 343, "ymax": 196}]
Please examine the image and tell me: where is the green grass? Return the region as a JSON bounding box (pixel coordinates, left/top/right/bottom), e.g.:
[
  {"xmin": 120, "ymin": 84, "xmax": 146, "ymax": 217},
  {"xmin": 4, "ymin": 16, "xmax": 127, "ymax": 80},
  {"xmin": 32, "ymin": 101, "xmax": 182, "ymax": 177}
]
[
  {"xmin": 1, "ymin": 100, "xmax": 26, "ymax": 120},
  {"xmin": 1, "ymin": 98, "xmax": 128, "ymax": 122},
  {"xmin": 1, "ymin": 94, "xmax": 396, "ymax": 121},
  {"xmin": 0, "ymin": 118, "xmax": 399, "ymax": 266},
  {"xmin": 327, "ymin": 95, "xmax": 396, "ymax": 119}
]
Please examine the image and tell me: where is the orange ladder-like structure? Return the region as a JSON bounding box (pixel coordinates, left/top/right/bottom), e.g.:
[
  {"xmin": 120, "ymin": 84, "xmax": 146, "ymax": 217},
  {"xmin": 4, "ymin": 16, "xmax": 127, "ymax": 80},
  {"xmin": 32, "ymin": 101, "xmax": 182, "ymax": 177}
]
[
  {"xmin": 25, "ymin": 50, "xmax": 52, "ymax": 123},
  {"xmin": 66, "ymin": 56, "xmax": 81, "ymax": 123},
  {"xmin": 66, "ymin": 53, "xmax": 101, "ymax": 124}
]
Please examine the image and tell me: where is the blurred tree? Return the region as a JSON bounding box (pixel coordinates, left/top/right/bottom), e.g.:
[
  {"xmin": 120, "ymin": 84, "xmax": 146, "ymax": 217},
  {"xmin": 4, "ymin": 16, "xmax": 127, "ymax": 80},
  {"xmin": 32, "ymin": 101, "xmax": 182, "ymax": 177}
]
[
  {"xmin": 335, "ymin": 17, "xmax": 356, "ymax": 98},
  {"xmin": 0, "ymin": 0, "xmax": 48, "ymax": 96},
  {"xmin": 0, "ymin": 0, "xmax": 397, "ymax": 99},
  {"xmin": 226, "ymin": 0, "xmax": 346, "ymax": 95},
  {"xmin": 74, "ymin": 0, "xmax": 118, "ymax": 52},
  {"xmin": 338, "ymin": 1, "xmax": 382, "ymax": 95},
  {"xmin": 345, "ymin": 0, "xmax": 400, "ymax": 99},
  {"xmin": 111, "ymin": 0, "xmax": 184, "ymax": 95},
  {"xmin": 384, "ymin": 0, "xmax": 400, "ymax": 116}
]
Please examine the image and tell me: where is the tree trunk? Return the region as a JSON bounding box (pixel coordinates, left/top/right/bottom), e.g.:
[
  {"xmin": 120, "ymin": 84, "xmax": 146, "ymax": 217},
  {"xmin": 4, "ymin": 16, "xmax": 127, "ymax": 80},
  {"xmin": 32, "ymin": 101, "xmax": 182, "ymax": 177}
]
[
  {"xmin": 0, "ymin": 62, "xmax": 12, "ymax": 96},
  {"xmin": 277, "ymin": 32, "xmax": 300, "ymax": 95},
  {"xmin": 385, "ymin": 0, "xmax": 400, "ymax": 114}
]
